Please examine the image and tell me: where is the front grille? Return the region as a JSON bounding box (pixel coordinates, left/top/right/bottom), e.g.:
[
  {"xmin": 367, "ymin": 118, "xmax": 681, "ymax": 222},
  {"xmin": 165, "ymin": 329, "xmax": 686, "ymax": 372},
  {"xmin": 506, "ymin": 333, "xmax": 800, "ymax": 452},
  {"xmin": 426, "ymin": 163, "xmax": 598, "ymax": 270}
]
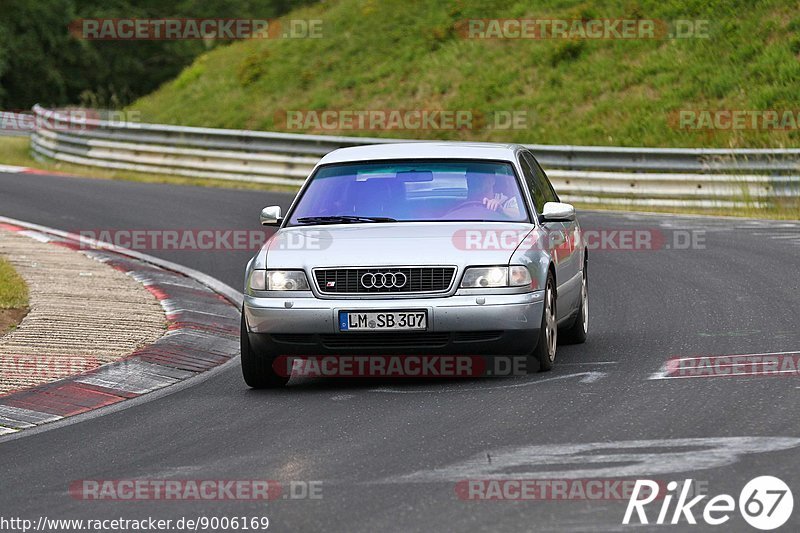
[{"xmin": 314, "ymin": 267, "xmax": 456, "ymax": 294}]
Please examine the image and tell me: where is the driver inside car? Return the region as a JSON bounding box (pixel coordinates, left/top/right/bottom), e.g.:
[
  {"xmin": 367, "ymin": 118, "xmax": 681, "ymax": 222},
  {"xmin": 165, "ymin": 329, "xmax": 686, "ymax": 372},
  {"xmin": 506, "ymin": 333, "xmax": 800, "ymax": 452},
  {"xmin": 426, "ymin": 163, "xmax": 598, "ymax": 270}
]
[{"xmin": 465, "ymin": 172, "xmax": 522, "ymax": 219}]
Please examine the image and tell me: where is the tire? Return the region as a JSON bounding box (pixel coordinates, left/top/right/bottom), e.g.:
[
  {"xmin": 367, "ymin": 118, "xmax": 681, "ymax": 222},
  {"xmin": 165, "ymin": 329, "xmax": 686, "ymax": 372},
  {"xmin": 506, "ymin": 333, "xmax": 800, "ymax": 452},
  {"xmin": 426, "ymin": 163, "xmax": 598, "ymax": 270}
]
[
  {"xmin": 241, "ymin": 310, "xmax": 289, "ymax": 388},
  {"xmin": 560, "ymin": 262, "xmax": 588, "ymax": 345},
  {"xmin": 528, "ymin": 273, "xmax": 557, "ymax": 372}
]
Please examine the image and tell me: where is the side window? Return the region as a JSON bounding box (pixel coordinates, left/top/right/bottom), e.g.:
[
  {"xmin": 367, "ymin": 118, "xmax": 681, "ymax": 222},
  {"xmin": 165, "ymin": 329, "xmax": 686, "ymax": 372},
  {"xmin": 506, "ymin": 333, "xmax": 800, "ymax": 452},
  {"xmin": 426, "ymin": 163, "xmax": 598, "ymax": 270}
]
[
  {"xmin": 518, "ymin": 152, "xmax": 546, "ymax": 214},
  {"xmin": 529, "ymin": 153, "xmax": 560, "ymax": 203},
  {"xmin": 523, "ymin": 151, "xmax": 559, "ymax": 204}
]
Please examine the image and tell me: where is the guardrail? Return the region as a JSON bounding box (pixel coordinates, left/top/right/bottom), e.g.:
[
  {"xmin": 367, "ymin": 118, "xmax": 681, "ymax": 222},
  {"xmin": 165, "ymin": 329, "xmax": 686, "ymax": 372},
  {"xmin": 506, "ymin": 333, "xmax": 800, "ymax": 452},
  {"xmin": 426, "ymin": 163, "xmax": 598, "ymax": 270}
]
[
  {"xmin": 0, "ymin": 111, "xmax": 34, "ymax": 137},
  {"xmin": 30, "ymin": 105, "xmax": 800, "ymax": 208}
]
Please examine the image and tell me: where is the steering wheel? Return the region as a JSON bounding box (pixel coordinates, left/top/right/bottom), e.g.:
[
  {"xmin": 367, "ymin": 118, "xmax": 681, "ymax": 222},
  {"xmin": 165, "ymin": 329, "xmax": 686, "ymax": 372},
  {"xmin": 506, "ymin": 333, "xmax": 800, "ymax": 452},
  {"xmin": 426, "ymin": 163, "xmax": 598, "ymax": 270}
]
[{"xmin": 445, "ymin": 200, "xmax": 491, "ymax": 216}]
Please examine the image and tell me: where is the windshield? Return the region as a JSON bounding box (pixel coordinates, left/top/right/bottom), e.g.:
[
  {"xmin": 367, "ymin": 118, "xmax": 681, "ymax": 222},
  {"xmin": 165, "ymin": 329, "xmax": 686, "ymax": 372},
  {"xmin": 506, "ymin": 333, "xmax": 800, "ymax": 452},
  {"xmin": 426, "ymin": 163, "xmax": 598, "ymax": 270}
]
[{"xmin": 287, "ymin": 160, "xmax": 529, "ymax": 225}]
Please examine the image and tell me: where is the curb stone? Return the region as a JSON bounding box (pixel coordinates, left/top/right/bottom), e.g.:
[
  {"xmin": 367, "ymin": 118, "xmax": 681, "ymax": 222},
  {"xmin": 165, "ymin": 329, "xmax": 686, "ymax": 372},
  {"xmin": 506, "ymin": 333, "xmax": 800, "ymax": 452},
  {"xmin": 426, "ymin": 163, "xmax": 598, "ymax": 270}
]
[{"xmin": 0, "ymin": 221, "xmax": 240, "ymax": 435}]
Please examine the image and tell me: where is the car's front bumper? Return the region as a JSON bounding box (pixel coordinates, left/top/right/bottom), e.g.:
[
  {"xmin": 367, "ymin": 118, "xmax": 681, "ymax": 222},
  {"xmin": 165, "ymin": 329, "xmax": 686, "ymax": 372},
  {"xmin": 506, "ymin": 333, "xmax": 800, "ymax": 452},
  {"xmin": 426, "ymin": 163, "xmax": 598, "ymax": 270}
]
[{"xmin": 244, "ymin": 291, "xmax": 544, "ymax": 356}]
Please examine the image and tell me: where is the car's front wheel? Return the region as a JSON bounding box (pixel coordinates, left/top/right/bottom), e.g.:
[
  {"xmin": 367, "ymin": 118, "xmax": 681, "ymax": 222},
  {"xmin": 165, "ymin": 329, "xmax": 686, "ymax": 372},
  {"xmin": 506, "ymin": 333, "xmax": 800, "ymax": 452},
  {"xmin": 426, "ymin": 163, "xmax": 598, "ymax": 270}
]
[
  {"xmin": 528, "ymin": 273, "xmax": 557, "ymax": 372},
  {"xmin": 241, "ymin": 310, "xmax": 290, "ymax": 388}
]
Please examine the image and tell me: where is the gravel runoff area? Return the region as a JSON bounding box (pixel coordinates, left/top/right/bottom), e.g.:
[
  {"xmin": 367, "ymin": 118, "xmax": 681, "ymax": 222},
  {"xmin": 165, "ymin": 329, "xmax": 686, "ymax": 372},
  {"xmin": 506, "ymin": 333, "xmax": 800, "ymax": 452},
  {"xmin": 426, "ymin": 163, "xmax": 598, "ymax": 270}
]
[{"xmin": 0, "ymin": 226, "xmax": 166, "ymax": 395}]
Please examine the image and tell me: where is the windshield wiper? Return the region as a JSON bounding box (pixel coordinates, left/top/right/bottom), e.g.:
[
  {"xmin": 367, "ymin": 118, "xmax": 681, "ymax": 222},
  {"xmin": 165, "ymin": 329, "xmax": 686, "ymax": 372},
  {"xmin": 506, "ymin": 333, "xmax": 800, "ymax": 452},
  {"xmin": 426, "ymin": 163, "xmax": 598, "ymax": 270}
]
[{"xmin": 296, "ymin": 215, "xmax": 397, "ymax": 225}]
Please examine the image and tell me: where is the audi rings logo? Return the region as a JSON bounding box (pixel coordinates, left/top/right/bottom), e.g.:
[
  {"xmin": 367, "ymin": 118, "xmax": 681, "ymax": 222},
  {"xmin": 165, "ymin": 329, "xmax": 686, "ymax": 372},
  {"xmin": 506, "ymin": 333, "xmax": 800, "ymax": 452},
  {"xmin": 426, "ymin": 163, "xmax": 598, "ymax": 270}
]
[{"xmin": 361, "ymin": 272, "xmax": 407, "ymax": 289}]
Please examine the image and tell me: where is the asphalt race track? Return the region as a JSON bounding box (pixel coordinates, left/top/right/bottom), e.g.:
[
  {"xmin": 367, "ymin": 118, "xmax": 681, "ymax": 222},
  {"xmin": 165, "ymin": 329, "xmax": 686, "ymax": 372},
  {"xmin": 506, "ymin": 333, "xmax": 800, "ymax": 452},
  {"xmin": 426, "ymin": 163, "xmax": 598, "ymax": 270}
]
[{"xmin": 1, "ymin": 171, "xmax": 799, "ymax": 532}]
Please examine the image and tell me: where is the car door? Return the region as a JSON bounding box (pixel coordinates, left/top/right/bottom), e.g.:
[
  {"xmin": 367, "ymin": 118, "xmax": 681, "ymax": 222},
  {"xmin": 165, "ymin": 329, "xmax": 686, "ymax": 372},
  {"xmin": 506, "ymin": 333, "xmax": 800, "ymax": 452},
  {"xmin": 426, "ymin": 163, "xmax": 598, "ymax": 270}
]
[{"xmin": 521, "ymin": 151, "xmax": 580, "ymax": 321}]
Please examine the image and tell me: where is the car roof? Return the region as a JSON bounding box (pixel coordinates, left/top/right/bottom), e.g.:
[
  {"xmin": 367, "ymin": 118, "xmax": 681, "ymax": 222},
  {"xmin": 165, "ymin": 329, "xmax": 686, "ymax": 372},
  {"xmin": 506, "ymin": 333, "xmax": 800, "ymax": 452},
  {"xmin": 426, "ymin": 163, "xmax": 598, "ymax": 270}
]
[{"xmin": 317, "ymin": 142, "xmax": 525, "ymax": 166}]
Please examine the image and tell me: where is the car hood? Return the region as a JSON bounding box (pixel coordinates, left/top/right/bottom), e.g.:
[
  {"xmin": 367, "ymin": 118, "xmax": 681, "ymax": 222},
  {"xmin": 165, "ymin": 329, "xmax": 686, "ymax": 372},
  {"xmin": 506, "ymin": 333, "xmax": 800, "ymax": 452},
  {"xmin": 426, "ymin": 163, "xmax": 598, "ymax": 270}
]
[{"xmin": 256, "ymin": 222, "xmax": 535, "ymax": 270}]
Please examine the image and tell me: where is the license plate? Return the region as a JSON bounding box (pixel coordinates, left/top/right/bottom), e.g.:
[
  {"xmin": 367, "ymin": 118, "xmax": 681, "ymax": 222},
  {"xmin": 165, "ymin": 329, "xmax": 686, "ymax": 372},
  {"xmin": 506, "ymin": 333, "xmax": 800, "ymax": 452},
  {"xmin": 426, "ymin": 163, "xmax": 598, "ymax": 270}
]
[{"xmin": 339, "ymin": 310, "xmax": 427, "ymax": 331}]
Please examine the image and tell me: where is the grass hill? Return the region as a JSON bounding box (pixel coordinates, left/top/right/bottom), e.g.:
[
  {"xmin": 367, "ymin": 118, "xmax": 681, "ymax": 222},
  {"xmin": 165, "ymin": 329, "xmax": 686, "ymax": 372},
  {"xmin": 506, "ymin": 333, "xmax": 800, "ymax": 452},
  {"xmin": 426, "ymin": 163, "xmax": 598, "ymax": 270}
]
[{"xmin": 130, "ymin": 0, "xmax": 800, "ymax": 148}]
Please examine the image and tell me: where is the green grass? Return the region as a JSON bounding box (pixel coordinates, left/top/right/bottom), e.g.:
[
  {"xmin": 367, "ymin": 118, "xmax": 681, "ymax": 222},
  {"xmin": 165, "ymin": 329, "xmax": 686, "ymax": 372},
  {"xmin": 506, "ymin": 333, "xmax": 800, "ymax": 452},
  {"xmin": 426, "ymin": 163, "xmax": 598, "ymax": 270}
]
[
  {"xmin": 0, "ymin": 257, "xmax": 27, "ymax": 310},
  {"xmin": 0, "ymin": 136, "xmax": 39, "ymax": 168},
  {"xmin": 129, "ymin": 0, "xmax": 800, "ymax": 149}
]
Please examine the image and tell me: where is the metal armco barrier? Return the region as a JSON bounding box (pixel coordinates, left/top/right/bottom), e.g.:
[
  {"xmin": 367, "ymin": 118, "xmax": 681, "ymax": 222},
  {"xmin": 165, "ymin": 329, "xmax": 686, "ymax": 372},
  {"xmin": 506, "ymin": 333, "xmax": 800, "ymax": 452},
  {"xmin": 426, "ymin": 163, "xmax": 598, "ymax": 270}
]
[
  {"xmin": 31, "ymin": 105, "xmax": 800, "ymax": 208},
  {"xmin": 0, "ymin": 111, "xmax": 34, "ymax": 137}
]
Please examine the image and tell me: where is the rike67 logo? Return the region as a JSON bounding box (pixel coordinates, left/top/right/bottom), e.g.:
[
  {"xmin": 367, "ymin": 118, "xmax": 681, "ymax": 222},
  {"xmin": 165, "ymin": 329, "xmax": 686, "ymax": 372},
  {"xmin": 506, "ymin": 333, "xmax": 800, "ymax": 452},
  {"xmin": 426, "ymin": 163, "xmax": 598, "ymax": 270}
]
[{"xmin": 623, "ymin": 476, "xmax": 793, "ymax": 530}]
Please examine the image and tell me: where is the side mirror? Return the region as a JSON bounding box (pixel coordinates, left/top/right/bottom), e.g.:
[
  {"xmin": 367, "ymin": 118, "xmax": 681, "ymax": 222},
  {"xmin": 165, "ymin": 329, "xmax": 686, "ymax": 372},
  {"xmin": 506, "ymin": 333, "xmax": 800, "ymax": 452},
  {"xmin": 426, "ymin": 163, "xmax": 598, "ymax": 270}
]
[
  {"xmin": 541, "ymin": 202, "xmax": 576, "ymax": 222},
  {"xmin": 260, "ymin": 206, "xmax": 282, "ymax": 226}
]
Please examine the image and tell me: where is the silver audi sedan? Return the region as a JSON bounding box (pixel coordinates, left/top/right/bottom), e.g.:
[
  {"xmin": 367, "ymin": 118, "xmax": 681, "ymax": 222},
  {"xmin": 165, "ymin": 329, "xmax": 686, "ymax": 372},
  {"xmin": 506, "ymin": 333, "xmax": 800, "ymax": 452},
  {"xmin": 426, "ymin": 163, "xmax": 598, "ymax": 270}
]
[{"xmin": 241, "ymin": 142, "xmax": 588, "ymax": 387}]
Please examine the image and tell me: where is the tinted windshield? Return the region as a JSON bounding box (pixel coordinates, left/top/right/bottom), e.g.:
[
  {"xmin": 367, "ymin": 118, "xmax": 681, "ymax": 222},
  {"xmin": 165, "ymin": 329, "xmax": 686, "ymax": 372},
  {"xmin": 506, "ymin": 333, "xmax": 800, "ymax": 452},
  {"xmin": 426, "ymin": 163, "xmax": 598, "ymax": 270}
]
[{"xmin": 288, "ymin": 160, "xmax": 528, "ymax": 225}]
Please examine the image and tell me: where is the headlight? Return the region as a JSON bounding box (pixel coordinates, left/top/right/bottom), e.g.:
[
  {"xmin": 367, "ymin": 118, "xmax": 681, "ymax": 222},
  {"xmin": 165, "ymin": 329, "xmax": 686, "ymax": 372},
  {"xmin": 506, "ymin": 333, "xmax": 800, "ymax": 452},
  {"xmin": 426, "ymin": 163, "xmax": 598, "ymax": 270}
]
[
  {"xmin": 249, "ymin": 270, "xmax": 310, "ymax": 291},
  {"xmin": 461, "ymin": 266, "xmax": 508, "ymax": 288},
  {"xmin": 266, "ymin": 270, "xmax": 310, "ymax": 291},
  {"xmin": 460, "ymin": 266, "xmax": 532, "ymax": 288}
]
